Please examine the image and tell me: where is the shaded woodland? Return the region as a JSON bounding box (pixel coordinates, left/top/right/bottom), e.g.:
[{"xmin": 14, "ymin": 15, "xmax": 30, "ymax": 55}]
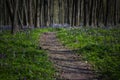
[
  {"xmin": 0, "ymin": 0, "xmax": 120, "ymax": 80},
  {"xmin": 0, "ymin": 0, "xmax": 120, "ymax": 34}
]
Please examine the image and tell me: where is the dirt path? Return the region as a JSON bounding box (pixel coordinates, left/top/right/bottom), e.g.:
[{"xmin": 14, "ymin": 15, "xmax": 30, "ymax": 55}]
[{"xmin": 40, "ymin": 32, "xmax": 97, "ymax": 80}]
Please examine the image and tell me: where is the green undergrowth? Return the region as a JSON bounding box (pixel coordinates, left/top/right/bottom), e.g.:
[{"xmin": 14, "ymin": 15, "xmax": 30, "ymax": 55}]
[
  {"xmin": 0, "ymin": 28, "xmax": 55, "ymax": 80},
  {"xmin": 57, "ymin": 27, "xmax": 120, "ymax": 80}
]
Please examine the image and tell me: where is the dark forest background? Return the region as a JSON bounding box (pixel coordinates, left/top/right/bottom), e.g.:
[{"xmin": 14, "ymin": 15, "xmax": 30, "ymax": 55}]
[{"xmin": 0, "ymin": 0, "xmax": 120, "ymax": 34}]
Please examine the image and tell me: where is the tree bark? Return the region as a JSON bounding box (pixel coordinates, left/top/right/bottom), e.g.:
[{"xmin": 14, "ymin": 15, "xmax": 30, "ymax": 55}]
[
  {"xmin": 83, "ymin": 0, "xmax": 87, "ymax": 26},
  {"xmin": 6, "ymin": 0, "xmax": 19, "ymax": 34},
  {"xmin": 35, "ymin": 0, "xmax": 40, "ymax": 28}
]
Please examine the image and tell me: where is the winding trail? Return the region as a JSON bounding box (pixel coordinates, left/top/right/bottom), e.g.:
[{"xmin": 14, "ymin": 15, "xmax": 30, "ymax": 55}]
[{"xmin": 40, "ymin": 32, "xmax": 97, "ymax": 80}]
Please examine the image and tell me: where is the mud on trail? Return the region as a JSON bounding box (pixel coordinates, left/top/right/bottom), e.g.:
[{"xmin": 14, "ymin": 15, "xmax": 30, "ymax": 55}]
[{"xmin": 40, "ymin": 32, "xmax": 97, "ymax": 80}]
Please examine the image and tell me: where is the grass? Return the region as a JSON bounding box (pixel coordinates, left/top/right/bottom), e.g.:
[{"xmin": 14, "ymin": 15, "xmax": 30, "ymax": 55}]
[
  {"xmin": 0, "ymin": 28, "xmax": 55, "ymax": 80},
  {"xmin": 57, "ymin": 27, "xmax": 120, "ymax": 80}
]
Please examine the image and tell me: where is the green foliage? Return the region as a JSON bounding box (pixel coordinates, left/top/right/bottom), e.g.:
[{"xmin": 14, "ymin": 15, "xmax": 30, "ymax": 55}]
[
  {"xmin": 57, "ymin": 27, "xmax": 120, "ymax": 80},
  {"xmin": 0, "ymin": 28, "xmax": 55, "ymax": 80}
]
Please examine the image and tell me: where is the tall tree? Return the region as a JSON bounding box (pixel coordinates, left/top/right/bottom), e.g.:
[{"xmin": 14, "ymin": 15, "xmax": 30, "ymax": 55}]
[
  {"xmin": 6, "ymin": 0, "xmax": 19, "ymax": 34},
  {"xmin": 28, "ymin": 0, "xmax": 33, "ymax": 27},
  {"xmin": 114, "ymin": 0, "xmax": 117, "ymax": 25},
  {"xmin": 89, "ymin": 0, "xmax": 93, "ymax": 26},
  {"xmin": 104, "ymin": 0, "xmax": 109, "ymax": 26},
  {"xmin": 83, "ymin": 0, "xmax": 87, "ymax": 26},
  {"xmin": 35, "ymin": 0, "xmax": 40, "ymax": 28}
]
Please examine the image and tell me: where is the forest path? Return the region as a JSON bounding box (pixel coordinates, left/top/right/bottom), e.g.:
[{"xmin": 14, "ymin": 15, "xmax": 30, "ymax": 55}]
[{"xmin": 40, "ymin": 32, "xmax": 97, "ymax": 80}]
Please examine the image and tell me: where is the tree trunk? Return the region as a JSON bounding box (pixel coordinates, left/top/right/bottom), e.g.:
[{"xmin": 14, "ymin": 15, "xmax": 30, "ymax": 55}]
[
  {"xmin": 83, "ymin": 0, "xmax": 87, "ymax": 26},
  {"xmin": 89, "ymin": 0, "xmax": 93, "ymax": 26},
  {"xmin": 114, "ymin": 0, "xmax": 117, "ymax": 25},
  {"xmin": 35, "ymin": 0, "xmax": 40, "ymax": 28},
  {"xmin": 28, "ymin": 0, "xmax": 33, "ymax": 28},
  {"xmin": 105, "ymin": 0, "xmax": 109, "ymax": 27},
  {"xmin": 6, "ymin": 0, "xmax": 19, "ymax": 34}
]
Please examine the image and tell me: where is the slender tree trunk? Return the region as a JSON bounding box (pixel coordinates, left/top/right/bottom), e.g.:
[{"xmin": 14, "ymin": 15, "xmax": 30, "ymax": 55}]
[
  {"xmin": 23, "ymin": 0, "xmax": 28, "ymax": 26},
  {"xmin": 67, "ymin": 0, "xmax": 70, "ymax": 24},
  {"xmin": 105, "ymin": 0, "xmax": 109, "ymax": 27},
  {"xmin": 83, "ymin": 0, "xmax": 87, "ymax": 26},
  {"xmin": 89, "ymin": 0, "xmax": 93, "ymax": 26},
  {"xmin": 74, "ymin": 0, "xmax": 78, "ymax": 26},
  {"xmin": 114, "ymin": 0, "xmax": 117, "ymax": 25},
  {"xmin": 6, "ymin": 0, "xmax": 19, "ymax": 34},
  {"xmin": 96, "ymin": 0, "xmax": 101, "ymax": 26},
  {"xmin": 35, "ymin": 0, "xmax": 40, "ymax": 28},
  {"xmin": 71, "ymin": 0, "xmax": 75, "ymax": 26},
  {"xmin": 28, "ymin": 0, "xmax": 33, "ymax": 27}
]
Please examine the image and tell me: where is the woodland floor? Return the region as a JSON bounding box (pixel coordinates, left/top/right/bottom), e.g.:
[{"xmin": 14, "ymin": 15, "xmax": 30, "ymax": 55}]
[{"xmin": 40, "ymin": 32, "xmax": 97, "ymax": 80}]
